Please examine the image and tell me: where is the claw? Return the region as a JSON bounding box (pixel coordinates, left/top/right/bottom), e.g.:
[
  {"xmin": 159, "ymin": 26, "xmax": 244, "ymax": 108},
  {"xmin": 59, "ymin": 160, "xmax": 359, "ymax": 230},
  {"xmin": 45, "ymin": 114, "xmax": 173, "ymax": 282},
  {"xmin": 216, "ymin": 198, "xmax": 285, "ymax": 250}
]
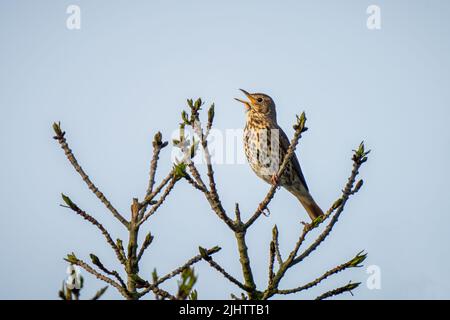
[{"xmin": 258, "ymin": 205, "xmax": 271, "ymax": 217}]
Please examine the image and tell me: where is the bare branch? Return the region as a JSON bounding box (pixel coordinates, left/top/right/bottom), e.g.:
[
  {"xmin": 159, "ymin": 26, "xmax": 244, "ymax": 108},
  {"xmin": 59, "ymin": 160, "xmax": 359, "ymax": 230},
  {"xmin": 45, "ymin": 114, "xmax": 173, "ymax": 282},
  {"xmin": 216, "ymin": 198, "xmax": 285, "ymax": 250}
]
[
  {"xmin": 184, "ymin": 173, "xmax": 208, "ymax": 192},
  {"xmin": 277, "ymin": 251, "xmax": 367, "ymax": 295},
  {"xmin": 137, "ymin": 281, "xmax": 177, "ymax": 300},
  {"xmin": 89, "ymin": 253, "xmax": 127, "ymax": 289},
  {"xmin": 155, "ymin": 246, "xmax": 221, "ymax": 286},
  {"xmin": 139, "ymin": 132, "xmax": 168, "ymax": 219},
  {"xmin": 137, "ymin": 231, "xmax": 154, "ymax": 263},
  {"xmin": 138, "ymin": 176, "xmax": 177, "ymax": 227},
  {"xmin": 272, "ymin": 225, "xmax": 283, "ymax": 265},
  {"xmin": 181, "ymin": 100, "xmax": 236, "ymax": 231},
  {"xmin": 91, "ymin": 286, "xmax": 108, "ymax": 300},
  {"xmin": 65, "ymin": 254, "xmax": 130, "ymax": 299},
  {"xmin": 199, "ymin": 247, "xmax": 251, "ymax": 292},
  {"xmin": 137, "ymin": 246, "xmax": 221, "ymax": 300},
  {"xmin": 268, "ymin": 241, "xmax": 276, "ymax": 286},
  {"xmin": 146, "ymin": 132, "xmax": 167, "ymax": 195},
  {"xmin": 60, "ymin": 194, "xmax": 126, "ymax": 266},
  {"xmin": 188, "ymin": 161, "xmax": 237, "ymax": 230},
  {"xmin": 290, "ymin": 153, "xmax": 366, "ymax": 267},
  {"xmin": 139, "ymin": 171, "xmax": 173, "ymax": 214},
  {"xmin": 235, "ymin": 231, "xmax": 258, "ymax": 298},
  {"xmin": 187, "ymin": 162, "xmax": 208, "ymax": 191},
  {"xmin": 53, "ymin": 122, "xmax": 129, "ymax": 228},
  {"xmin": 315, "ymin": 282, "xmax": 361, "ymax": 300},
  {"xmin": 262, "ymin": 142, "xmax": 369, "ymax": 299}
]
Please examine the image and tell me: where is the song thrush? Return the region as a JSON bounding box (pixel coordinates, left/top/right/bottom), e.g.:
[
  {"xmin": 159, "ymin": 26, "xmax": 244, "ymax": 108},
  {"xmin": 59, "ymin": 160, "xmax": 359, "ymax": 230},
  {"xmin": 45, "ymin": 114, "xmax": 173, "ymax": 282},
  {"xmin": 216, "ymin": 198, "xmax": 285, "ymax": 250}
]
[{"xmin": 235, "ymin": 89, "xmax": 323, "ymax": 221}]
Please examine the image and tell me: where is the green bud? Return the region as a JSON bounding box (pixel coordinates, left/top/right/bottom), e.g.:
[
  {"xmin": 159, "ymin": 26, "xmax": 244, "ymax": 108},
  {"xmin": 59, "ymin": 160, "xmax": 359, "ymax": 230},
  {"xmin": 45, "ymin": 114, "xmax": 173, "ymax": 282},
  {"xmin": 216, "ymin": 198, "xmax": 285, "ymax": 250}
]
[
  {"xmin": 293, "ymin": 112, "xmax": 307, "ymax": 131},
  {"xmin": 348, "ymin": 251, "xmax": 367, "ymax": 267},
  {"xmin": 346, "ymin": 282, "xmax": 361, "ymax": 291},
  {"xmin": 173, "ymin": 162, "xmax": 187, "ymax": 179},
  {"xmin": 189, "ymin": 289, "xmax": 198, "ymax": 300},
  {"xmin": 116, "ymin": 239, "xmax": 123, "ymax": 251},
  {"xmin": 65, "ymin": 252, "xmax": 78, "ymax": 264},
  {"xmin": 208, "ymin": 104, "xmax": 215, "ymax": 125},
  {"xmin": 52, "ymin": 122, "xmax": 63, "ymax": 136},
  {"xmin": 210, "ymin": 246, "xmax": 221, "ymax": 254},
  {"xmin": 89, "ymin": 253, "xmax": 104, "ymax": 269},
  {"xmin": 190, "ymin": 138, "xmax": 199, "ymax": 158},
  {"xmin": 181, "ymin": 110, "xmax": 190, "ymax": 124},
  {"xmin": 143, "ymin": 232, "xmax": 154, "ymax": 249},
  {"xmin": 61, "ymin": 193, "xmax": 78, "ymax": 211},
  {"xmin": 152, "ymin": 268, "xmax": 158, "ymax": 282},
  {"xmin": 194, "ymin": 98, "xmax": 202, "ymax": 109},
  {"xmin": 272, "ymin": 225, "xmax": 279, "ymax": 239},
  {"xmin": 198, "ymin": 246, "xmax": 209, "ymax": 260},
  {"xmin": 153, "ymin": 131, "xmax": 162, "ymax": 147}
]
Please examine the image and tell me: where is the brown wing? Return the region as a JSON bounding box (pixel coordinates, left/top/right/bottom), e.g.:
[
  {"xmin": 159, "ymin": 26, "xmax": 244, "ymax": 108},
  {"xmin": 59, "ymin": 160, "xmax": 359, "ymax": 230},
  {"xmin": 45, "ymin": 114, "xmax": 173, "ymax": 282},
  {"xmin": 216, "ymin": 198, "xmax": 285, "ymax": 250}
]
[{"xmin": 278, "ymin": 126, "xmax": 309, "ymax": 191}]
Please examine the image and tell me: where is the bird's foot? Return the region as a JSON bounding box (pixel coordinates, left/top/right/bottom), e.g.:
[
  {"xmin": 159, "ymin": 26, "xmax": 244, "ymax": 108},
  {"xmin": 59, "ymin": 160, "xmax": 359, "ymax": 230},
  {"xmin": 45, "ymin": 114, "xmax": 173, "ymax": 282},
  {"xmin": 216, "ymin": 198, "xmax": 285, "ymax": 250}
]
[
  {"xmin": 300, "ymin": 220, "xmax": 310, "ymax": 228},
  {"xmin": 258, "ymin": 204, "xmax": 271, "ymax": 217}
]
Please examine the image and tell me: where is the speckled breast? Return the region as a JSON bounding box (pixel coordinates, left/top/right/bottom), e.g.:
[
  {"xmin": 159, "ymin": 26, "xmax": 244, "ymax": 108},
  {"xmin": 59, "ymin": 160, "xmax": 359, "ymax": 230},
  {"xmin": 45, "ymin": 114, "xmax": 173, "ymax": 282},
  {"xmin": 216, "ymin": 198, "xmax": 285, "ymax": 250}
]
[{"xmin": 243, "ymin": 124, "xmax": 282, "ymax": 183}]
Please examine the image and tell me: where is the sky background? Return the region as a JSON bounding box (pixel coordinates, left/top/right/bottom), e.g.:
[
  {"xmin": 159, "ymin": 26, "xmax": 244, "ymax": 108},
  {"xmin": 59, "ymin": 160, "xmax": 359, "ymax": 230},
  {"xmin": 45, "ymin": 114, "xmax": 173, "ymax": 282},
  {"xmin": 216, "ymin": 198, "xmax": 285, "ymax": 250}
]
[{"xmin": 1, "ymin": 0, "xmax": 450, "ymax": 299}]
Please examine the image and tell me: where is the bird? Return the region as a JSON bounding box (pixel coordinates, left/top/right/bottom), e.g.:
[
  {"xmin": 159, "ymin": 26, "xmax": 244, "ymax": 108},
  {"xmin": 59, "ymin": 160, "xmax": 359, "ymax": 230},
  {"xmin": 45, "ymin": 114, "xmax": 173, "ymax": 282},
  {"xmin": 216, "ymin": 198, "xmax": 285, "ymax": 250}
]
[{"xmin": 235, "ymin": 89, "xmax": 323, "ymax": 221}]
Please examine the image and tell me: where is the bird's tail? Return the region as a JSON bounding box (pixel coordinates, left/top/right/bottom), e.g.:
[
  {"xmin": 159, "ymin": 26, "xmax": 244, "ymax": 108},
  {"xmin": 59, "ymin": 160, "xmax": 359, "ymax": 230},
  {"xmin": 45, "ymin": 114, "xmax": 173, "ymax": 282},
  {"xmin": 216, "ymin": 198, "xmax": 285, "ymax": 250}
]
[{"xmin": 293, "ymin": 190, "xmax": 324, "ymax": 221}]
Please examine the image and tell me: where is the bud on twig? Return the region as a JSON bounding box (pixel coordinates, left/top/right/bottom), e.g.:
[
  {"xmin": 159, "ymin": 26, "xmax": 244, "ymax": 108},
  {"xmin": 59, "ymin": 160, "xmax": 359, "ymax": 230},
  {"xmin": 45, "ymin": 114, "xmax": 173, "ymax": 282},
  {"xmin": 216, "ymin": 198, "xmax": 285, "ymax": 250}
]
[
  {"xmin": 207, "ymin": 103, "xmax": 215, "ymax": 131},
  {"xmin": 61, "ymin": 194, "xmax": 79, "ymax": 211},
  {"xmin": 89, "ymin": 254, "xmax": 104, "ymax": 269},
  {"xmin": 65, "ymin": 252, "xmax": 78, "ymax": 264},
  {"xmin": 142, "ymin": 232, "xmax": 154, "ymax": 249},
  {"xmin": 348, "ymin": 250, "xmax": 367, "ymax": 268},
  {"xmin": 52, "ymin": 121, "xmax": 65, "ymax": 139}
]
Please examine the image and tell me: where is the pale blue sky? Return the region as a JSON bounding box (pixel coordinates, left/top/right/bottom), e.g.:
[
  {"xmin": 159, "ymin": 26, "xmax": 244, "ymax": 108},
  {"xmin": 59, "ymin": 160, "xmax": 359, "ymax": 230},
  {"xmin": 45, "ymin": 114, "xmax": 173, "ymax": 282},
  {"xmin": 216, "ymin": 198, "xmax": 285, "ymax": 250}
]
[{"xmin": 1, "ymin": 0, "xmax": 450, "ymax": 299}]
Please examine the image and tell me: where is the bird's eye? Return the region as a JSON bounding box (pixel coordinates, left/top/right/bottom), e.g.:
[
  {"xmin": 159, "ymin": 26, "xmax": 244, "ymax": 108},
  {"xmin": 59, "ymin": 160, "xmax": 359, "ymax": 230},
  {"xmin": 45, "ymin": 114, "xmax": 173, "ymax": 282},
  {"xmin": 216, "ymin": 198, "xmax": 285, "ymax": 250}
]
[{"xmin": 257, "ymin": 98, "xmax": 263, "ymax": 102}]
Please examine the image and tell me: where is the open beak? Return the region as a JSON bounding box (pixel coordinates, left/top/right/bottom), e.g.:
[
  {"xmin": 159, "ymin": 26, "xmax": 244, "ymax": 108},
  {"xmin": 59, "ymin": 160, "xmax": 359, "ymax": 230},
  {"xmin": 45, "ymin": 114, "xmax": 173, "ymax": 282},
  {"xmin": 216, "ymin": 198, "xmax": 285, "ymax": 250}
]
[{"xmin": 234, "ymin": 89, "xmax": 255, "ymax": 110}]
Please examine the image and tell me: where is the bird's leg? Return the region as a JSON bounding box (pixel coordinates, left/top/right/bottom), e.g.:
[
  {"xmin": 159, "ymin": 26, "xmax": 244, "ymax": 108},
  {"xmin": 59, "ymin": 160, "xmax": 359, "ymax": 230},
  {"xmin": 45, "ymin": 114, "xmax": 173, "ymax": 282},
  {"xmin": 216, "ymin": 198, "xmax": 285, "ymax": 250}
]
[{"xmin": 271, "ymin": 173, "xmax": 279, "ymax": 186}]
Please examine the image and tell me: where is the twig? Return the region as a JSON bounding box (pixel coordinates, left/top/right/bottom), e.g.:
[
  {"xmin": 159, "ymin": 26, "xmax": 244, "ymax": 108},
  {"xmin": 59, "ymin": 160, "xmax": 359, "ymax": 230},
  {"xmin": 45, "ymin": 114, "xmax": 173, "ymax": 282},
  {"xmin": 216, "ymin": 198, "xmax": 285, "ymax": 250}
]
[
  {"xmin": 53, "ymin": 122, "xmax": 129, "ymax": 228},
  {"xmin": 262, "ymin": 144, "xmax": 368, "ymax": 299},
  {"xmin": 188, "ymin": 161, "xmax": 236, "ymax": 230},
  {"xmin": 60, "ymin": 194, "xmax": 126, "ymax": 266},
  {"xmin": 137, "ymin": 232, "xmax": 154, "ymax": 263},
  {"xmin": 315, "ymin": 282, "xmax": 361, "ymax": 300},
  {"xmin": 187, "ymin": 163, "xmax": 208, "ymax": 191},
  {"xmin": 277, "ymin": 251, "xmax": 367, "ymax": 295},
  {"xmin": 235, "ymin": 231, "xmax": 258, "ymax": 298},
  {"xmin": 89, "ymin": 254, "xmax": 127, "ymax": 289},
  {"xmin": 138, "ymin": 177, "xmax": 177, "ymax": 227},
  {"xmin": 183, "ymin": 104, "xmax": 236, "ymax": 231},
  {"xmin": 66, "ymin": 256, "xmax": 130, "ymax": 299},
  {"xmin": 146, "ymin": 132, "xmax": 166, "ymax": 196},
  {"xmin": 268, "ymin": 241, "xmax": 276, "ymax": 285},
  {"xmin": 91, "ymin": 286, "xmax": 108, "ymax": 300},
  {"xmin": 139, "ymin": 171, "xmax": 173, "ymax": 214},
  {"xmin": 272, "ymin": 225, "xmax": 283, "ymax": 265},
  {"xmin": 199, "ymin": 250, "xmax": 251, "ymax": 292},
  {"xmin": 137, "ymin": 247, "xmax": 221, "ymax": 299},
  {"xmin": 184, "ymin": 173, "xmax": 207, "ymax": 192},
  {"xmin": 137, "ymin": 281, "xmax": 177, "ymax": 300},
  {"xmin": 290, "ymin": 157, "xmax": 365, "ymax": 267},
  {"xmin": 155, "ymin": 246, "xmax": 221, "ymax": 286}
]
